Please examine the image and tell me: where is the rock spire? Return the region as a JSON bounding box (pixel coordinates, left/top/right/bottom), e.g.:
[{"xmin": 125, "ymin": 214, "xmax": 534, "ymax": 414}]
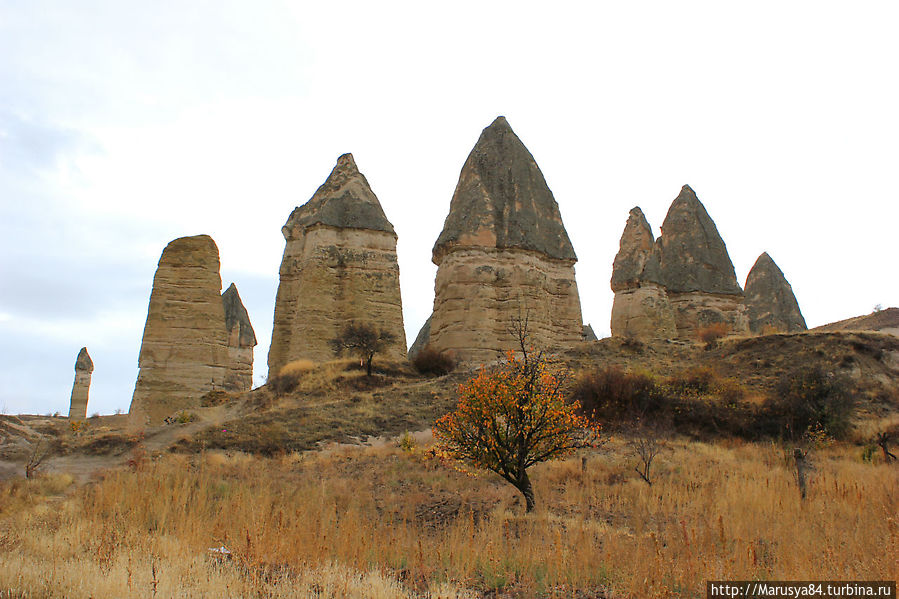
[
  {"xmin": 68, "ymin": 347, "xmax": 93, "ymax": 419},
  {"xmin": 268, "ymin": 154, "xmax": 406, "ymax": 374},
  {"xmin": 610, "ymin": 186, "xmax": 748, "ymax": 340},
  {"xmin": 222, "ymin": 283, "xmax": 257, "ymax": 390},
  {"xmin": 743, "ymin": 252, "xmax": 807, "ymax": 333},
  {"xmin": 129, "ymin": 235, "xmax": 231, "ymax": 425},
  {"xmin": 420, "ymin": 117, "xmax": 584, "ymax": 364}
]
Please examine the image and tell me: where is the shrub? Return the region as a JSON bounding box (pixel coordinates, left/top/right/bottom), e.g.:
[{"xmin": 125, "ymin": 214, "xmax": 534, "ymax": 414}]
[
  {"xmin": 267, "ymin": 373, "xmax": 301, "ymax": 397},
  {"xmin": 571, "ymin": 366, "xmax": 661, "ymax": 422},
  {"xmin": 768, "ymin": 365, "xmax": 855, "ymax": 439},
  {"xmin": 201, "ymin": 390, "xmax": 229, "ymax": 407},
  {"xmin": 697, "ymin": 322, "xmax": 730, "ymax": 348},
  {"xmin": 176, "ymin": 411, "xmax": 197, "ymax": 424},
  {"xmin": 397, "ymin": 432, "xmax": 416, "ymax": 452},
  {"xmin": 412, "ymin": 346, "xmax": 456, "ymax": 376},
  {"xmin": 665, "ymin": 366, "xmax": 717, "ymax": 396}
]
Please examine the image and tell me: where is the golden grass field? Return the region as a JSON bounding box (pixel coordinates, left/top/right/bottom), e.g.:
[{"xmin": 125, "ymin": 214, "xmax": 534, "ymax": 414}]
[{"xmin": 2, "ymin": 433, "xmax": 896, "ymax": 598}]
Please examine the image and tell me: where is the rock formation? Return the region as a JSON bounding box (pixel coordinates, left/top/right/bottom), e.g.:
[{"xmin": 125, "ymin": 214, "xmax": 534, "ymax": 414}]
[
  {"xmin": 68, "ymin": 347, "xmax": 93, "ymax": 420},
  {"xmin": 657, "ymin": 185, "xmax": 748, "ymax": 337},
  {"xmin": 610, "ymin": 207, "xmax": 676, "ymax": 339},
  {"xmin": 421, "ymin": 116, "xmax": 584, "ymax": 365},
  {"xmin": 743, "ymin": 252, "xmax": 807, "ymax": 333},
  {"xmin": 268, "ymin": 153, "xmax": 406, "ymax": 374},
  {"xmin": 222, "ymin": 283, "xmax": 257, "ymax": 390},
  {"xmin": 130, "ymin": 235, "xmax": 231, "ymax": 425},
  {"xmin": 610, "ymin": 185, "xmax": 748, "ymax": 340},
  {"xmin": 407, "ymin": 315, "xmax": 432, "ymax": 362}
]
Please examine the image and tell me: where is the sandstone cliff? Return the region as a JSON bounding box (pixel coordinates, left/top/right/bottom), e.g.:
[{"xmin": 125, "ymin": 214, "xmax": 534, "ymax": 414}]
[
  {"xmin": 268, "ymin": 154, "xmax": 406, "ymax": 374},
  {"xmin": 130, "ymin": 235, "xmax": 230, "ymax": 425},
  {"xmin": 68, "ymin": 347, "xmax": 93, "ymax": 420},
  {"xmin": 610, "ymin": 186, "xmax": 747, "ymax": 340},
  {"xmin": 222, "ymin": 283, "xmax": 257, "ymax": 391},
  {"xmin": 743, "ymin": 252, "xmax": 807, "ymax": 333},
  {"xmin": 423, "ymin": 116, "xmax": 584, "ymax": 364}
]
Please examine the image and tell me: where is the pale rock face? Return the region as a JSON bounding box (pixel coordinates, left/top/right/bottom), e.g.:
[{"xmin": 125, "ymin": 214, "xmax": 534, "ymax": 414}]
[
  {"xmin": 743, "ymin": 252, "xmax": 807, "ymax": 333},
  {"xmin": 222, "ymin": 283, "xmax": 257, "ymax": 391},
  {"xmin": 667, "ymin": 292, "xmax": 749, "ymax": 339},
  {"xmin": 268, "ymin": 154, "xmax": 406, "ymax": 374},
  {"xmin": 610, "ymin": 207, "xmax": 674, "ymax": 339},
  {"xmin": 130, "ymin": 235, "xmax": 230, "ymax": 425},
  {"xmin": 68, "ymin": 347, "xmax": 93, "ymax": 420},
  {"xmin": 609, "ymin": 186, "xmax": 748, "ymax": 340},
  {"xmin": 426, "ymin": 117, "xmax": 584, "ymax": 364},
  {"xmin": 611, "ymin": 285, "xmax": 677, "ymax": 340},
  {"xmin": 428, "ymin": 248, "xmax": 583, "ymax": 365}
]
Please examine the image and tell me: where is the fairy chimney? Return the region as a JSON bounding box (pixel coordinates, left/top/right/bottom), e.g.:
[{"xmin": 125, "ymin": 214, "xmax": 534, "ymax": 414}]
[
  {"xmin": 610, "ymin": 186, "xmax": 748, "ymax": 340},
  {"xmin": 420, "ymin": 116, "xmax": 584, "ymax": 365},
  {"xmin": 68, "ymin": 347, "xmax": 93, "ymax": 419},
  {"xmin": 268, "ymin": 153, "xmax": 406, "ymax": 374},
  {"xmin": 743, "ymin": 252, "xmax": 807, "ymax": 333},
  {"xmin": 222, "ymin": 283, "xmax": 257, "ymax": 390},
  {"xmin": 129, "ymin": 235, "xmax": 230, "ymax": 425}
]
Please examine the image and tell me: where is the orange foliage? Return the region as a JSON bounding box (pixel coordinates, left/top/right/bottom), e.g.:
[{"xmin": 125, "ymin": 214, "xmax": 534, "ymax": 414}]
[{"xmin": 433, "ymin": 350, "xmax": 600, "ymax": 511}]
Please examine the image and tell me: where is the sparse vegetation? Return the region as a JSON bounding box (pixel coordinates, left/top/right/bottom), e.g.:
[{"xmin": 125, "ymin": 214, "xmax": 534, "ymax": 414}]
[
  {"xmin": 1, "ymin": 440, "xmax": 896, "ymax": 597},
  {"xmin": 2, "ymin": 329, "xmax": 897, "ymax": 597}
]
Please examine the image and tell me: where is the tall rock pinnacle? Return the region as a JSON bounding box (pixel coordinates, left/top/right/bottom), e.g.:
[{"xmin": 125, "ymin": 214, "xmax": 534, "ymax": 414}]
[
  {"xmin": 129, "ymin": 235, "xmax": 231, "ymax": 425},
  {"xmin": 68, "ymin": 347, "xmax": 93, "ymax": 419},
  {"xmin": 420, "ymin": 117, "xmax": 584, "ymax": 364},
  {"xmin": 743, "ymin": 252, "xmax": 807, "ymax": 333},
  {"xmin": 609, "ymin": 207, "xmax": 675, "ymax": 339},
  {"xmin": 268, "ymin": 154, "xmax": 406, "ymax": 374},
  {"xmin": 222, "ymin": 283, "xmax": 257, "ymax": 391}
]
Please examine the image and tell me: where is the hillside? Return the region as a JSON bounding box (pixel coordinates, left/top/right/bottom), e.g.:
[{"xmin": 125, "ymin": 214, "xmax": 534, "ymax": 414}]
[{"xmin": 2, "ymin": 331, "xmax": 898, "ymax": 597}]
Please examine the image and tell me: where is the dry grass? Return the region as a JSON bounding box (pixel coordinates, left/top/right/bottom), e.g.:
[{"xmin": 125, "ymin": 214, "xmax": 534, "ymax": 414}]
[
  {"xmin": 2, "ymin": 437, "xmax": 896, "ymax": 598},
  {"xmin": 279, "ymin": 359, "xmax": 318, "ymax": 377}
]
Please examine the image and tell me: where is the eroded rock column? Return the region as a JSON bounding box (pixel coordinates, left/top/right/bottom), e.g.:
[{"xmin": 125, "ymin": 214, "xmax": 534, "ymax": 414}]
[{"xmin": 68, "ymin": 347, "xmax": 93, "ymax": 420}]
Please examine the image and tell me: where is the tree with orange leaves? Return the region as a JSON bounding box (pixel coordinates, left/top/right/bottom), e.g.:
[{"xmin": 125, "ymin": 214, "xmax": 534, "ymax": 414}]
[{"xmin": 433, "ymin": 318, "xmax": 600, "ymax": 512}]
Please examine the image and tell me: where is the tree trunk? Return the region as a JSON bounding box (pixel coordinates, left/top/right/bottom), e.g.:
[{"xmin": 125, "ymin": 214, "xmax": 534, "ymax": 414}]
[
  {"xmin": 516, "ymin": 471, "xmax": 536, "ymax": 513},
  {"xmin": 793, "ymin": 448, "xmax": 808, "ymax": 500}
]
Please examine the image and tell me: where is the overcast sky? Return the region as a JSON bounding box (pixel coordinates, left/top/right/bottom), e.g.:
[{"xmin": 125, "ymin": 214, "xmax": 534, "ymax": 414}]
[{"xmin": 1, "ymin": 1, "xmax": 897, "ymax": 416}]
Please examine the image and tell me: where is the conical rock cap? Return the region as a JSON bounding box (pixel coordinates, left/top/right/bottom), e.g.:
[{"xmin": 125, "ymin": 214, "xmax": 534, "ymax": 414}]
[
  {"xmin": 282, "ymin": 153, "xmax": 395, "ymax": 239},
  {"xmin": 433, "ymin": 116, "xmax": 576, "ymax": 263}
]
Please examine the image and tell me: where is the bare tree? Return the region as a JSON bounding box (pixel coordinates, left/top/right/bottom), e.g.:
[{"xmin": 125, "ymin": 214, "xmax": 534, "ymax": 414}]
[
  {"xmin": 329, "ymin": 322, "xmax": 396, "ymax": 376},
  {"xmin": 875, "ymin": 431, "xmax": 896, "ymax": 464},
  {"xmin": 630, "ymin": 426, "xmax": 665, "ymax": 486},
  {"xmin": 25, "ymin": 438, "xmax": 52, "ymax": 479},
  {"xmin": 793, "ymin": 448, "xmax": 812, "ymax": 500}
]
